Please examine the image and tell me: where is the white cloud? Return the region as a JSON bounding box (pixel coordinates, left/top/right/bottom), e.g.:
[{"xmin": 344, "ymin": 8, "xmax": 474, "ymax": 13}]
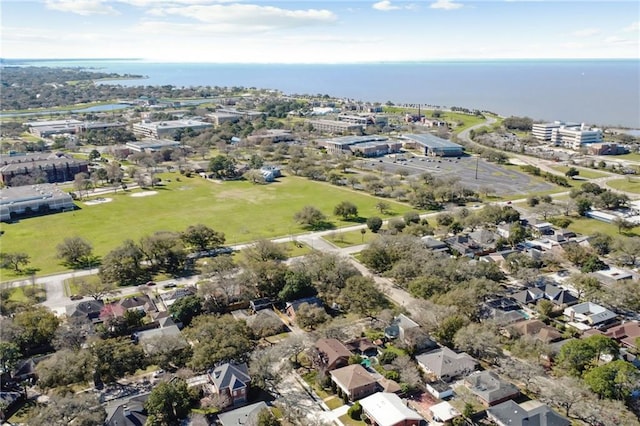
[
  {"xmin": 604, "ymin": 36, "xmax": 635, "ymax": 45},
  {"xmin": 44, "ymin": 0, "xmax": 119, "ymax": 16},
  {"xmin": 622, "ymin": 21, "xmax": 639, "ymax": 32},
  {"xmin": 373, "ymin": 1, "xmax": 400, "ymax": 11},
  {"xmin": 571, "ymin": 28, "xmax": 600, "ymax": 37},
  {"xmin": 430, "ymin": 0, "xmax": 463, "ymax": 10},
  {"xmin": 145, "ymin": 4, "xmax": 336, "ymax": 30}
]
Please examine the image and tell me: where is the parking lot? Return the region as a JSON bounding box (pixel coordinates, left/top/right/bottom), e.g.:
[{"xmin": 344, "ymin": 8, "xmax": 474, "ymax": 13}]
[{"xmin": 357, "ymin": 153, "xmax": 555, "ymax": 196}]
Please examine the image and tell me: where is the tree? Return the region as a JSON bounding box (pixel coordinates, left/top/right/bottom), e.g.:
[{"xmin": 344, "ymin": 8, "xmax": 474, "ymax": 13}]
[
  {"xmin": 403, "ymin": 211, "xmax": 420, "ymax": 224},
  {"xmin": 145, "ymin": 379, "xmax": 195, "ymax": 425},
  {"xmin": 244, "ymin": 169, "xmax": 267, "ymax": 184},
  {"xmin": 186, "ymin": 314, "xmax": 253, "ymax": 371},
  {"xmin": 536, "ymin": 299, "xmax": 554, "ymax": 319},
  {"xmin": 589, "ymin": 232, "xmax": 613, "ymax": 255},
  {"xmin": 295, "ymin": 303, "xmax": 329, "ymax": 329},
  {"xmin": 338, "ymin": 276, "xmax": 388, "ymax": 318},
  {"xmin": 565, "ymin": 167, "xmax": 579, "ymax": 178},
  {"xmin": 539, "ymin": 376, "xmax": 588, "ymax": 418},
  {"xmin": 243, "ymin": 239, "xmax": 287, "ymax": 263},
  {"xmin": 28, "ymin": 393, "xmax": 106, "ymax": 426},
  {"xmin": 575, "ymin": 197, "xmax": 592, "ymax": 216},
  {"xmin": 569, "ymin": 273, "xmax": 602, "ymax": 300},
  {"xmin": 13, "ymin": 306, "xmax": 60, "ymax": 353},
  {"xmin": 208, "ymin": 155, "xmax": 237, "ymax": 179},
  {"xmin": 91, "ymin": 337, "xmax": 146, "ymax": 383},
  {"xmin": 99, "ymin": 239, "xmax": 146, "ymax": 286},
  {"xmin": 35, "ymin": 349, "xmax": 94, "ymax": 389},
  {"xmin": 0, "ymin": 252, "xmax": 30, "ymax": 272},
  {"xmin": 75, "ymin": 277, "xmax": 117, "ymax": 300},
  {"xmin": 613, "ymin": 216, "xmax": 635, "ymax": 234},
  {"xmin": 169, "ymin": 295, "xmax": 203, "ymax": 327},
  {"xmin": 248, "ymin": 311, "xmax": 285, "ymax": 339},
  {"xmin": 145, "ymin": 335, "xmax": 192, "ymax": 371},
  {"xmin": 612, "ymin": 236, "xmax": 640, "ymax": 267},
  {"xmin": 139, "ymin": 231, "xmax": 186, "ymax": 274},
  {"xmin": 388, "ymin": 217, "xmax": 406, "ymax": 234},
  {"xmin": 433, "ymin": 315, "xmax": 467, "ymax": 348},
  {"xmin": 453, "ymin": 322, "xmax": 501, "ymax": 362},
  {"xmin": 375, "ymin": 201, "xmax": 390, "ymax": 214},
  {"xmin": 366, "ymin": 216, "xmax": 383, "ymax": 233},
  {"xmin": 0, "ymin": 341, "xmax": 21, "ymax": 373},
  {"xmin": 278, "ymin": 269, "xmax": 316, "ymax": 302},
  {"xmin": 583, "ymin": 360, "xmax": 640, "ymax": 400},
  {"xmin": 181, "ymin": 224, "xmax": 225, "ymax": 251},
  {"xmin": 73, "ymin": 172, "xmax": 91, "ymax": 198},
  {"xmin": 56, "ymin": 236, "xmax": 94, "ymax": 268},
  {"xmin": 556, "ymin": 335, "xmax": 618, "ymax": 377},
  {"xmin": 294, "ymin": 205, "xmax": 329, "ymax": 230},
  {"xmin": 334, "ymin": 201, "xmax": 358, "ymax": 220}
]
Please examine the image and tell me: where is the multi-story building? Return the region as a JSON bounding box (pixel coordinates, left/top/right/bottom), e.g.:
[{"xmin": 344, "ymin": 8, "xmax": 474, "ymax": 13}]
[
  {"xmin": 531, "ymin": 122, "xmax": 565, "ymax": 141},
  {"xmin": 319, "ymin": 135, "xmax": 401, "ymax": 157},
  {"xmin": 132, "ymin": 119, "xmax": 212, "ymax": 139},
  {"xmin": 337, "ymin": 114, "xmax": 388, "ymax": 127},
  {"xmin": 0, "ymin": 153, "xmax": 89, "ymax": 186},
  {"xmin": 551, "ymin": 124, "xmax": 602, "ymax": 150},
  {"xmin": 25, "ymin": 120, "xmax": 127, "ymax": 138},
  {"xmin": 0, "ymin": 184, "xmax": 75, "ymax": 222},
  {"xmin": 307, "ymin": 119, "xmax": 364, "ymax": 134}
]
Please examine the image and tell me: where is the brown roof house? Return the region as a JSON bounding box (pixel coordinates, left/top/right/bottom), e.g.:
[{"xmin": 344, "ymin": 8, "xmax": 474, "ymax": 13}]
[
  {"xmin": 330, "ymin": 364, "xmax": 378, "ymax": 401},
  {"xmin": 605, "ymin": 321, "xmax": 640, "ymax": 349},
  {"xmin": 508, "ymin": 319, "xmax": 564, "ymax": 344},
  {"xmin": 464, "ymin": 371, "xmax": 520, "ymax": 406},
  {"xmin": 345, "ymin": 338, "xmax": 378, "ymax": 357},
  {"xmin": 316, "ymin": 338, "xmax": 353, "ymax": 371}
]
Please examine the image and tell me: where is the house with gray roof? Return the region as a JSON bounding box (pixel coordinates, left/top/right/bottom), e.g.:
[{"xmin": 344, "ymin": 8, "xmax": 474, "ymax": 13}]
[
  {"xmin": 486, "ymin": 399, "xmax": 570, "ymax": 426},
  {"xmin": 209, "ymin": 362, "xmax": 251, "ymax": 407},
  {"xmin": 564, "ymin": 302, "xmax": 617, "ymax": 330},
  {"xmin": 464, "ymin": 371, "xmax": 520, "ymax": 406},
  {"xmin": 217, "ymin": 401, "xmax": 269, "ymax": 426},
  {"xmin": 104, "ymin": 392, "xmax": 149, "ymax": 426},
  {"xmin": 416, "ymin": 347, "xmax": 477, "ymax": 382}
]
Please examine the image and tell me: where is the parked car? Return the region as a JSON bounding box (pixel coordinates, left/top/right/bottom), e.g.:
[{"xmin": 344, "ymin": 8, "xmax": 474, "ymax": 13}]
[
  {"xmin": 70, "ymin": 294, "xmax": 83, "ymax": 301},
  {"xmin": 163, "ymin": 283, "xmax": 177, "ymax": 289},
  {"xmin": 146, "ymin": 281, "xmax": 156, "ymax": 286}
]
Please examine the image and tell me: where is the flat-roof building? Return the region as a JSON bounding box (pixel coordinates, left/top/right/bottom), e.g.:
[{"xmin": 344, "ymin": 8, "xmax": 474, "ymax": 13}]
[
  {"xmin": 400, "ymin": 133, "xmax": 464, "ymax": 157},
  {"xmin": 126, "ymin": 139, "xmax": 181, "ymax": 153},
  {"xmin": 25, "ymin": 120, "xmax": 126, "ymax": 138},
  {"xmin": 132, "ymin": 119, "xmax": 212, "ymax": 139},
  {"xmin": 552, "ymin": 124, "xmax": 602, "ymax": 150},
  {"xmin": 0, "ymin": 184, "xmax": 75, "ymax": 222},
  {"xmin": 0, "ymin": 153, "xmax": 89, "ymax": 186},
  {"xmin": 318, "ymin": 135, "xmax": 401, "ymax": 157},
  {"xmin": 338, "ymin": 114, "xmax": 389, "ymax": 126},
  {"xmin": 307, "ymin": 119, "xmax": 364, "ymax": 134},
  {"xmin": 532, "ymin": 121, "xmax": 580, "ymax": 142},
  {"xmin": 208, "ymin": 112, "xmax": 241, "ymax": 127}
]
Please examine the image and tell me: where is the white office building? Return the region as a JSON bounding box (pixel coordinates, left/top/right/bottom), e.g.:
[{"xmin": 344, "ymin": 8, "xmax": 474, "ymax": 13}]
[
  {"xmin": 551, "ymin": 124, "xmax": 602, "ymax": 150},
  {"xmin": 132, "ymin": 119, "xmax": 212, "ymax": 139}
]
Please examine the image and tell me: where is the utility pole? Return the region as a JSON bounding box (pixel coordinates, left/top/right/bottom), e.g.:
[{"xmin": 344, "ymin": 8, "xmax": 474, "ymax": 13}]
[{"xmin": 475, "ymin": 156, "xmax": 479, "ymax": 180}]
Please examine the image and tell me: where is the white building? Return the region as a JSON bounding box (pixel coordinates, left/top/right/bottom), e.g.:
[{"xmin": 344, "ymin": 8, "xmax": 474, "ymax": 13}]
[
  {"xmin": 551, "ymin": 124, "xmax": 603, "ymax": 150},
  {"xmin": 359, "ymin": 392, "xmax": 424, "ymax": 426},
  {"xmin": 132, "ymin": 119, "xmax": 212, "ymax": 139}
]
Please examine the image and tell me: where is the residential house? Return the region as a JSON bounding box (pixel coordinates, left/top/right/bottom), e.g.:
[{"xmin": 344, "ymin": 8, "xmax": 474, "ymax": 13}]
[
  {"xmin": 285, "ymin": 296, "xmax": 323, "ymax": 322},
  {"xmin": 508, "ymin": 319, "xmax": 563, "ymax": 344},
  {"xmin": 250, "ymin": 298, "xmax": 273, "ymax": 312},
  {"xmin": 486, "ymin": 400, "xmax": 570, "ymax": 426},
  {"xmin": 564, "ymin": 302, "xmax": 617, "ymax": 331},
  {"xmin": 209, "ymin": 363, "xmax": 251, "ymax": 407},
  {"xmin": 316, "ymin": 338, "xmax": 353, "ymax": 371},
  {"xmin": 403, "ymin": 328, "xmax": 438, "ymax": 354},
  {"xmin": 421, "ymin": 236, "xmax": 449, "ymax": 253},
  {"xmin": 464, "ymin": 371, "xmax": 520, "ymax": 406},
  {"xmin": 217, "ymin": 401, "xmax": 269, "ymax": 426},
  {"xmin": 65, "ymin": 299, "xmax": 104, "ymax": 324},
  {"xmin": 104, "ymin": 393, "xmax": 150, "ymax": 426},
  {"xmin": 359, "ymin": 392, "xmax": 424, "ymax": 426},
  {"xmin": 415, "ymin": 347, "xmax": 478, "ymax": 382},
  {"xmin": 512, "ymin": 284, "xmax": 577, "ymax": 307},
  {"xmin": 425, "ymin": 380, "xmax": 454, "ymax": 399},
  {"xmin": 135, "ymin": 323, "xmax": 187, "ymax": 356},
  {"xmin": 605, "ymin": 321, "xmax": 640, "ymax": 349},
  {"xmin": 485, "ymin": 249, "xmax": 518, "ymax": 271},
  {"xmin": 594, "ymin": 267, "xmax": 635, "ymax": 286},
  {"xmin": 429, "ymin": 401, "xmax": 462, "ymax": 424},
  {"xmin": 468, "ymin": 229, "xmax": 499, "ymax": 252},
  {"xmin": 101, "ymin": 295, "xmax": 157, "ymax": 321},
  {"xmin": 160, "ymin": 287, "xmax": 196, "ymax": 308},
  {"xmin": 330, "ymin": 364, "xmax": 378, "ymax": 401},
  {"xmin": 385, "ymin": 314, "xmax": 419, "ymax": 341},
  {"xmin": 345, "ymin": 338, "xmax": 379, "ymax": 357},
  {"xmin": 527, "ymin": 219, "xmax": 554, "ymax": 236},
  {"xmin": 445, "ymin": 235, "xmax": 482, "ymax": 257}
]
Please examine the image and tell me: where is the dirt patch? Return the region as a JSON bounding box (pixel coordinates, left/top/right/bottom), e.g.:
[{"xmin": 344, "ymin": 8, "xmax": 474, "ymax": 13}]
[
  {"xmin": 130, "ymin": 191, "xmax": 158, "ymax": 198},
  {"xmin": 84, "ymin": 197, "xmax": 113, "ymax": 206}
]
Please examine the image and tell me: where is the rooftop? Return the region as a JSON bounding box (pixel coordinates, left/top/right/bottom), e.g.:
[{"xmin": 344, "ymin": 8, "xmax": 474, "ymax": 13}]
[
  {"xmin": 400, "ymin": 133, "xmax": 463, "ymax": 150},
  {"xmin": 360, "ymin": 392, "xmax": 423, "ymax": 426}
]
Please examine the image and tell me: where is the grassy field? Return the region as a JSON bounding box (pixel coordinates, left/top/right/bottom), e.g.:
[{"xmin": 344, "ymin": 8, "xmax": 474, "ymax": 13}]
[
  {"xmin": 616, "ymin": 152, "xmax": 640, "ymax": 162},
  {"xmin": 551, "ymin": 165, "xmax": 610, "ymax": 180},
  {"xmin": 324, "ymin": 228, "xmax": 379, "ymax": 248},
  {"xmin": 606, "ymin": 178, "xmax": 640, "ymax": 194},
  {"xmin": 567, "ymin": 215, "xmax": 638, "ymax": 238},
  {"xmin": 1, "ymin": 174, "xmax": 412, "ymax": 279}
]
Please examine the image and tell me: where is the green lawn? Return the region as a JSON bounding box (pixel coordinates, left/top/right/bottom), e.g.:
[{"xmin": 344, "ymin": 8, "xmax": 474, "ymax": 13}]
[
  {"xmin": 616, "ymin": 152, "xmax": 640, "ymax": 162},
  {"xmin": 606, "ymin": 178, "xmax": 640, "ymax": 194},
  {"xmin": 324, "ymin": 228, "xmax": 379, "ymax": 248},
  {"xmin": 551, "ymin": 165, "xmax": 610, "ymax": 180},
  {"xmin": 1, "ymin": 174, "xmax": 413, "ymax": 279},
  {"xmin": 1, "ymin": 284, "xmax": 46, "ymax": 303},
  {"xmin": 279, "ymin": 240, "xmax": 314, "ymax": 258},
  {"xmin": 567, "ymin": 215, "xmax": 638, "ymax": 238},
  {"xmin": 338, "ymin": 414, "xmax": 366, "ymax": 426},
  {"xmin": 325, "ymin": 396, "xmax": 344, "ymax": 410}
]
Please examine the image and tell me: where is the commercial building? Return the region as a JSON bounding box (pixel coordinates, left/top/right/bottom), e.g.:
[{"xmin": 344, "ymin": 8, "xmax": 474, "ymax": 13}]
[
  {"xmin": 318, "ymin": 135, "xmax": 401, "ymax": 157},
  {"xmin": 208, "ymin": 112, "xmax": 241, "ymax": 127},
  {"xmin": 552, "ymin": 124, "xmax": 602, "ymax": 150},
  {"xmin": 0, "ymin": 153, "xmax": 89, "ymax": 186},
  {"xmin": 400, "ymin": 133, "xmax": 464, "ymax": 157},
  {"xmin": 0, "ymin": 184, "xmax": 75, "ymax": 222},
  {"xmin": 532, "ymin": 122, "xmax": 566, "ymax": 141},
  {"xmin": 338, "ymin": 114, "xmax": 389, "ymax": 127},
  {"xmin": 126, "ymin": 139, "xmax": 181, "ymax": 153},
  {"xmin": 307, "ymin": 119, "xmax": 364, "ymax": 134},
  {"xmin": 246, "ymin": 129, "xmax": 295, "ymax": 144},
  {"xmin": 25, "ymin": 119, "xmax": 126, "ymax": 138},
  {"xmin": 132, "ymin": 119, "xmax": 212, "ymax": 139},
  {"xmin": 587, "ymin": 143, "xmax": 627, "ymax": 155}
]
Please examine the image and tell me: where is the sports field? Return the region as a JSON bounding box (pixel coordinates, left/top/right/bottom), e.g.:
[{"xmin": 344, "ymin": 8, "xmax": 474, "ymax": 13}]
[{"xmin": 1, "ymin": 173, "xmax": 413, "ymax": 278}]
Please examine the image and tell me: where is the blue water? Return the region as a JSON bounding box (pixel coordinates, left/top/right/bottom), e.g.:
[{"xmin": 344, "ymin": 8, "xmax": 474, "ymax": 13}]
[{"xmin": 14, "ymin": 59, "xmax": 640, "ymax": 128}]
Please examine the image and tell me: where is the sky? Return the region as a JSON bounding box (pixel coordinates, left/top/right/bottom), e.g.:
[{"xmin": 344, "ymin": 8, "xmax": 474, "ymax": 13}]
[{"xmin": 1, "ymin": 0, "xmax": 639, "ymax": 63}]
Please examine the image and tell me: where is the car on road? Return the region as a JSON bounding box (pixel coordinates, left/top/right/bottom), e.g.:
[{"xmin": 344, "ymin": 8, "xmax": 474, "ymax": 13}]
[
  {"xmin": 146, "ymin": 281, "xmax": 156, "ymax": 286},
  {"xmin": 163, "ymin": 283, "xmax": 177, "ymax": 289}
]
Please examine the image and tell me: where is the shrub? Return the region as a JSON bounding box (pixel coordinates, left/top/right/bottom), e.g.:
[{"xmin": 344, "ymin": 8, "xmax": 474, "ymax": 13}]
[{"xmin": 348, "ymin": 402, "xmax": 362, "ymax": 420}]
